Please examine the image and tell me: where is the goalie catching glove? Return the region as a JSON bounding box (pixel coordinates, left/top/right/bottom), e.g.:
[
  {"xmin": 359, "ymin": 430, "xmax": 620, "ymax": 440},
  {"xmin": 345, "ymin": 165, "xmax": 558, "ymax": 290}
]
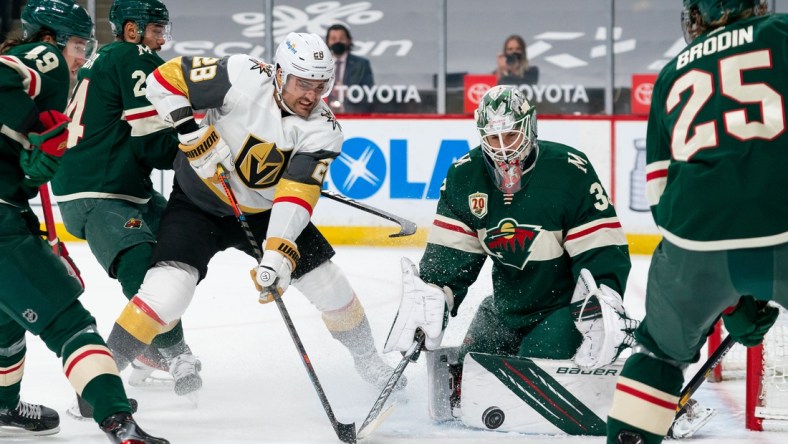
[
  {"xmin": 251, "ymin": 237, "xmax": 299, "ymax": 303},
  {"xmin": 178, "ymin": 124, "xmax": 235, "ymax": 180},
  {"xmin": 571, "ymin": 268, "xmax": 638, "ymax": 370},
  {"xmin": 384, "ymin": 257, "xmax": 452, "ymax": 353}
]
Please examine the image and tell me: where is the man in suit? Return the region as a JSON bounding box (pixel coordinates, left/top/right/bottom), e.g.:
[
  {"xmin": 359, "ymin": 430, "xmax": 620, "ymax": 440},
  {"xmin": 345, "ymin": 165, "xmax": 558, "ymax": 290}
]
[{"xmin": 325, "ymin": 24, "xmax": 374, "ymax": 113}]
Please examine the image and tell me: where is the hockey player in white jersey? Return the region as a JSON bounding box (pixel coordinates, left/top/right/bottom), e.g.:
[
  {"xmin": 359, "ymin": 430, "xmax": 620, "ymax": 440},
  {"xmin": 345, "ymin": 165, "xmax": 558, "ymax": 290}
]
[{"xmin": 104, "ymin": 32, "xmax": 405, "ymax": 395}]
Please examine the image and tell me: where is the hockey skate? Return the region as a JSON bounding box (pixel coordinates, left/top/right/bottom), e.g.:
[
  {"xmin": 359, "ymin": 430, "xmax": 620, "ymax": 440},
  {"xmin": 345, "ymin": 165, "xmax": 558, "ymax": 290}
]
[
  {"xmin": 67, "ymin": 395, "xmax": 138, "ymax": 422},
  {"xmin": 169, "ymin": 352, "xmax": 202, "ymax": 401},
  {"xmin": 100, "ymin": 412, "xmax": 169, "ymax": 444},
  {"xmin": 668, "ymin": 398, "xmax": 716, "ymax": 439},
  {"xmin": 355, "ymin": 351, "xmax": 408, "ymax": 392},
  {"xmin": 0, "ymin": 400, "xmax": 59, "ymax": 436},
  {"xmin": 128, "ymin": 348, "xmax": 173, "ymax": 389}
]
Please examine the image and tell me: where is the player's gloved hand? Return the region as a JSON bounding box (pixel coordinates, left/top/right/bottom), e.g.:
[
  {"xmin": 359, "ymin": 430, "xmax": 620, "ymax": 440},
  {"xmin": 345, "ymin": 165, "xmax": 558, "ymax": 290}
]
[
  {"xmin": 19, "ymin": 148, "xmax": 61, "ymax": 188},
  {"xmin": 27, "ymin": 110, "xmax": 70, "ymax": 157},
  {"xmin": 384, "ymin": 257, "xmax": 452, "ymax": 353},
  {"xmin": 177, "ymin": 124, "xmax": 235, "ymax": 180},
  {"xmin": 722, "ymin": 296, "xmax": 779, "ymax": 347},
  {"xmin": 252, "ymin": 237, "xmax": 299, "ymax": 303}
]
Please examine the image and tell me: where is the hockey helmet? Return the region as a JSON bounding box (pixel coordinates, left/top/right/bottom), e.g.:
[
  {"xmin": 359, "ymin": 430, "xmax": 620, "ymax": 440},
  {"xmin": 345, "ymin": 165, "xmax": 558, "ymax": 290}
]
[
  {"xmin": 274, "ymin": 32, "xmax": 335, "ymax": 103},
  {"xmin": 682, "ymin": 0, "xmax": 764, "ymax": 42},
  {"xmin": 109, "ymin": 0, "xmax": 171, "ymax": 40},
  {"xmin": 21, "ymin": 0, "xmax": 96, "ymax": 51},
  {"xmin": 475, "ymin": 85, "xmax": 538, "ymax": 193}
]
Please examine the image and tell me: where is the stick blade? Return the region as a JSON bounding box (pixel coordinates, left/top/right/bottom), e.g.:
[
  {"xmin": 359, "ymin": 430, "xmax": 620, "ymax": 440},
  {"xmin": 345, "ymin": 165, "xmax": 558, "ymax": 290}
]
[
  {"xmin": 358, "ymin": 403, "xmax": 396, "ymax": 440},
  {"xmin": 336, "ymin": 421, "xmax": 357, "ymax": 443},
  {"xmin": 388, "ymin": 220, "xmax": 417, "ymax": 238}
]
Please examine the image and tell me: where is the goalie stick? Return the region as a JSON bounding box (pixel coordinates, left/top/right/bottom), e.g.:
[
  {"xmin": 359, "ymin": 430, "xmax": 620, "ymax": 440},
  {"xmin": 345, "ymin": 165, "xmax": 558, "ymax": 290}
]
[
  {"xmin": 216, "ymin": 167, "xmax": 356, "ymax": 444},
  {"xmin": 320, "ymin": 190, "xmax": 417, "ymax": 238},
  {"xmin": 357, "ymin": 331, "xmax": 425, "ymax": 439},
  {"xmin": 38, "ymin": 183, "xmax": 84, "ymax": 288}
]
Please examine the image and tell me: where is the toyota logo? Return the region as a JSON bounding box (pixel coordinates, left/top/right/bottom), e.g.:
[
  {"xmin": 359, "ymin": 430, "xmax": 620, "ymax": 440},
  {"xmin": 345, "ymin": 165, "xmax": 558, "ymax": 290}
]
[
  {"xmin": 634, "ymin": 83, "xmax": 654, "ymax": 106},
  {"xmin": 467, "ymin": 83, "xmax": 492, "ymax": 105}
]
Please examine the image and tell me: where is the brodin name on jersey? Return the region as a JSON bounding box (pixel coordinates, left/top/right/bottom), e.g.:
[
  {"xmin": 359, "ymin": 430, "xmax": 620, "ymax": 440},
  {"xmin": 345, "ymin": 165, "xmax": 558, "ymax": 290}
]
[{"xmin": 482, "ymin": 218, "xmax": 542, "ymax": 270}]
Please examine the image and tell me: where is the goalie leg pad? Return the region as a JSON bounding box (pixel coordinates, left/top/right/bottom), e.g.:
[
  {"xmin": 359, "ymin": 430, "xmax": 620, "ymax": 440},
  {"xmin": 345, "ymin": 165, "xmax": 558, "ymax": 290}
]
[
  {"xmin": 426, "ymin": 347, "xmax": 461, "ymax": 421},
  {"xmin": 459, "ymin": 352, "xmax": 618, "ymax": 435}
]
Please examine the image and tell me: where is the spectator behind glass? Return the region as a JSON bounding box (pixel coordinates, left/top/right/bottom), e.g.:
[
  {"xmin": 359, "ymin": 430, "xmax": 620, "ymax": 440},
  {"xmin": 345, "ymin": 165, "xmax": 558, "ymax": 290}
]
[
  {"xmin": 325, "ymin": 23, "xmax": 374, "ymax": 113},
  {"xmin": 495, "ymin": 34, "xmax": 539, "ymax": 86}
]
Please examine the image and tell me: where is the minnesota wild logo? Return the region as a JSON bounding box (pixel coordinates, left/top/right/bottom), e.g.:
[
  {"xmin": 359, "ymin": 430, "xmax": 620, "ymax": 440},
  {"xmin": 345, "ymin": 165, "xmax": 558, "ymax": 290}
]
[
  {"xmin": 124, "ymin": 218, "xmax": 143, "ymax": 229},
  {"xmin": 484, "ymin": 218, "xmax": 541, "ymax": 270}
]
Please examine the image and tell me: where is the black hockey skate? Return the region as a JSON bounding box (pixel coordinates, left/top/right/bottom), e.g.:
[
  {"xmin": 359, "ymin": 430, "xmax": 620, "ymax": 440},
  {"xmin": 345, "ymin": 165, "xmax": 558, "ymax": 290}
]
[
  {"xmin": 68, "ymin": 395, "xmax": 138, "ymax": 421},
  {"xmin": 0, "ymin": 400, "xmax": 59, "ymax": 436},
  {"xmin": 100, "ymin": 412, "xmax": 169, "ymax": 444}
]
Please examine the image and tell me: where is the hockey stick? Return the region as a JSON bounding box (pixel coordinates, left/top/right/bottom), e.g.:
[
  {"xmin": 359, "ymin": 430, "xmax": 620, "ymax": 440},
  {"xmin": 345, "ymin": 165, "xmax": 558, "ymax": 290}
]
[
  {"xmin": 38, "ymin": 183, "xmax": 84, "ymax": 288},
  {"xmin": 667, "ymin": 333, "xmax": 735, "ymax": 437},
  {"xmin": 216, "ymin": 167, "xmax": 356, "ymax": 444},
  {"xmin": 320, "ymin": 190, "xmax": 416, "ymax": 238},
  {"xmin": 357, "ymin": 331, "xmax": 425, "ymax": 439}
]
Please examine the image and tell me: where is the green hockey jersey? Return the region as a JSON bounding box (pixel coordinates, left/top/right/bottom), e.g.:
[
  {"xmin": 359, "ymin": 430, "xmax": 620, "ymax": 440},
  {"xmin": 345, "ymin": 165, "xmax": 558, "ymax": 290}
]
[
  {"xmin": 645, "ymin": 14, "xmax": 788, "ymax": 251},
  {"xmin": 52, "ymin": 41, "xmax": 177, "ymax": 203},
  {"xmin": 420, "ymin": 141, "xmax": 630, "ymax": 331},
  {"xmin": 0, "ymin": 42, "xmax": 70, "ymax": 208}
]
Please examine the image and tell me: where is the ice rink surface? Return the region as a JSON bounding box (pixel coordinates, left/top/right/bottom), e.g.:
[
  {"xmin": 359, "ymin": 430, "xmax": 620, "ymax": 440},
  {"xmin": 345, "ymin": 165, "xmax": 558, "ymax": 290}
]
[{"xmin": 17, "ymin": 244, "xmax": 788, "ymax": 443}]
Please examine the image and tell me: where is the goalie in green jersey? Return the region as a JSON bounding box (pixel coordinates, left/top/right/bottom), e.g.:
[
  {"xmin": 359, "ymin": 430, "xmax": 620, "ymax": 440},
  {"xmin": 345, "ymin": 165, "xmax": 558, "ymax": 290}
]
[
  {"xmin": 0, "ymin": 1, "xmax": 167, "ymax": 442},
  {"xmin": 50, "ymin": 0, "xmax": 202, "ymax": 409},
  {"xmin": 607, "ymin": 1, "xmax": 788, "ymax": 443},
  {"xmin": 384, "ymin": 85, "xmax": 636, "ymax": 435}
]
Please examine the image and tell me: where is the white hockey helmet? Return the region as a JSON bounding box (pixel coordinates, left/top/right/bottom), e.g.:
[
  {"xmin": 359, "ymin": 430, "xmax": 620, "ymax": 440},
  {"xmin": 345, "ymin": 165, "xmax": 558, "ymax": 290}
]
[
  {"xmin": 274, "ymin": 32, "xmax": 335, "ymax": 108},
  {"xmin": 475, "ymin": 85, "xmax": 538, "ymax": 193}
]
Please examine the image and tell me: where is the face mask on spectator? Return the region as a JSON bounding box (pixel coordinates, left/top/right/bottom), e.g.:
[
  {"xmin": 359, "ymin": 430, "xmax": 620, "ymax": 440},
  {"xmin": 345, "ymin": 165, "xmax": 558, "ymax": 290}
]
[{"xmin": 330, "ymin": 42, "xmax": 348, "ymax": 56}]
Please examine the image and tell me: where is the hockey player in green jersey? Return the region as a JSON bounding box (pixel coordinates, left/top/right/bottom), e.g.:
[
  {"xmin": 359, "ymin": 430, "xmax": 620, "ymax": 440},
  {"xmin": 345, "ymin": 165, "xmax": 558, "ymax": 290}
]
[
  {"xmin": 51, "ymin": 0, "xmax": 202, "ymax": 406},
  {"xmin": 607, "ymin": 1, "xmax": 787, "ymax": 443},
  {"xmin": 384, "ymin": 85, "xmax": 634, "ymax": 435},
  {"xmin": 0, "ymin": 1, "xmax": 168, "ymax": 442}
]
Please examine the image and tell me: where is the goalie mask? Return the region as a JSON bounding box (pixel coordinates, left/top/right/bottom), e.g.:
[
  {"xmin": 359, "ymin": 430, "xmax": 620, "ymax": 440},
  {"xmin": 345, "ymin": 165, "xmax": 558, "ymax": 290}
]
[
  {"xmin": 475, "ymin": 85, "xmax": 538, "ymax": 193},
  {"xmin": 273, "ymin": 32, "xmax": 335, "ymax": 115},
  {"xmin": 681, "ymin": 0, "xmax": 765, "ymax": 43},
  {"xmin": 109, "ymin": 0, "xmax": 171, "ymax": 42},
  {"xmin": 21, "ymin": 0, "xmax": 97, "ymax": 59}
]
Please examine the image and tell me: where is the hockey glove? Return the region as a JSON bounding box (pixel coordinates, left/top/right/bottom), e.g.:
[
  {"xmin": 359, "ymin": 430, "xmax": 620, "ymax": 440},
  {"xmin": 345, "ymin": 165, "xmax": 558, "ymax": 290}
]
[
  {"xmin": 722, "ymin": 296, "xmax": 778, "ymax": 347},
  {"xmin": 253, "ymin": 237, "xmax": 299, "ymax": 303},
  {"xmin": 20, "ymin": 148, "xmax": 61, "ymax": 188},
  {"xmin": 27, "ymin": 110, "xmax": 70, "ymax": 157},
  {"xmin": 178, "ymin": 125, "xmax": 235, "ymax": 180},
  {"xmin": 384, "ymin": 257, "xmax": 452, "ymax": 353}
]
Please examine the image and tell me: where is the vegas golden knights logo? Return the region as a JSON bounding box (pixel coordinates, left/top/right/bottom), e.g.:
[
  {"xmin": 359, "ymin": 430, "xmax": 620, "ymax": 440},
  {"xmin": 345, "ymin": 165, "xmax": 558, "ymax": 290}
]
[{"xmin": 236, "ymin": 134, "xmax": 292, "ymax": 189}]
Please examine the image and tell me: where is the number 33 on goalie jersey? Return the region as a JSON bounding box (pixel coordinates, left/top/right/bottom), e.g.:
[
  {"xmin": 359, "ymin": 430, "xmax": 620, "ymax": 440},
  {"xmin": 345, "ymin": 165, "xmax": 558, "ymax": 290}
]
[
  {"xmin": 146, "ymin": 55, "xmax": 343, "ymax": 217},
  {"xmin": 419, "ymin": 142, "xmax": 631, "ymax": 331}
]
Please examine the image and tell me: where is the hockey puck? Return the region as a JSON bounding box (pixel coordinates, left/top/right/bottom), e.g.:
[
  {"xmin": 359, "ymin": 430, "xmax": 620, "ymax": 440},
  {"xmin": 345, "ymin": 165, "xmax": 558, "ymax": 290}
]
[{"xmin": 482, "ymin": 406, "xmax": 505, "ymax": 429}]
